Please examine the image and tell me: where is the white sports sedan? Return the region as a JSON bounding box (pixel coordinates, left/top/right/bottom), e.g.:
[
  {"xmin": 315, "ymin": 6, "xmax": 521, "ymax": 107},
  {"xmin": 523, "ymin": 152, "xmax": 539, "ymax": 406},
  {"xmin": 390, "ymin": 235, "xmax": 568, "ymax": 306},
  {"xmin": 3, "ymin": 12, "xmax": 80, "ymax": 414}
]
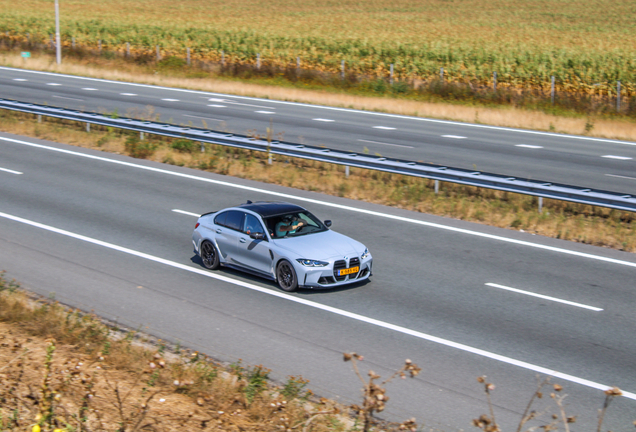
[{"xmin": 192, "ymin": 201, "xmax": 372, "ymax": 292}]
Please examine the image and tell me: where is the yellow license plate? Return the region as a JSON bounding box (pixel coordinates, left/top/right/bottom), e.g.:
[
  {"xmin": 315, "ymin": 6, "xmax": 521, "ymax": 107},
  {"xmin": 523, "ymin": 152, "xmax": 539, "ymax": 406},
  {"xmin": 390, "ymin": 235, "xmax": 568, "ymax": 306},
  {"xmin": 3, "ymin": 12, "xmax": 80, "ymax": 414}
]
[{"xmin": 339, "ymin": 266, "xmax": 359, "ymax": 276}]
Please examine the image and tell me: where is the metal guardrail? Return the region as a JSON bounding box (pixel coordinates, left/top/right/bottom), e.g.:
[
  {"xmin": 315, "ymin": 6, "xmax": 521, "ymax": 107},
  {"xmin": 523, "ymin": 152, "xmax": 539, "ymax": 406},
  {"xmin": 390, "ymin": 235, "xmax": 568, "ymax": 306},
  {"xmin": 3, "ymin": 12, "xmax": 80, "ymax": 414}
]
[{"xmin": 1, "ymin": 98, "xmax": 635, "ymax": 212}]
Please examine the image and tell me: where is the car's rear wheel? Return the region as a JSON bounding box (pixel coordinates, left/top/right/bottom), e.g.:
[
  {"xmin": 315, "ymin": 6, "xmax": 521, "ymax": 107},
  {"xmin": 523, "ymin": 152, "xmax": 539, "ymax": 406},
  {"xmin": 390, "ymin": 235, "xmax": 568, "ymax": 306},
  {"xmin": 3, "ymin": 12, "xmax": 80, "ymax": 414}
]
[
  {"xmin": 276, "ymin": 260, "xmax": 298, "ymax": 292},
  {"xmin": 201, "ymin": 241, "xmax": 220, "ymax": 270}
]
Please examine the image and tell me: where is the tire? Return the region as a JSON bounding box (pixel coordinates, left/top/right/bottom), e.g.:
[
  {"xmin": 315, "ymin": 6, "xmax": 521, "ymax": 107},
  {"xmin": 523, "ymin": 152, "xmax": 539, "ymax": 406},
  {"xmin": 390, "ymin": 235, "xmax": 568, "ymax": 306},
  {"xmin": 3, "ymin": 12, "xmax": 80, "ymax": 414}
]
[
  {"xmin": 200, "ymin": 240, "xmax": 220, "ymax": 270},
  {"xmin": 276, "ymin": 260, "xmax": 298, "ymax": 292}
]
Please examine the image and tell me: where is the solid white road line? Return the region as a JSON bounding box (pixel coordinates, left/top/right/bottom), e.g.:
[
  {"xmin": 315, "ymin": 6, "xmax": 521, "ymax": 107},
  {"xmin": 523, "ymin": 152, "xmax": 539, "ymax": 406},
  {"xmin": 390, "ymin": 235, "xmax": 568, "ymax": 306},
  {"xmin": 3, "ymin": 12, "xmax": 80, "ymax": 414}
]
[
  {"xmin": 255, "ymin": 111, "xmax": 275, "ymax": 114},
  {"xmin": 52, "ymin": 95, "xmax": 84, "ymax": 102},
  {"xmin": 0, "ymin": 210, "xmax": 633, "ymax": 400},
  {"xmin": 602, "ymin": 155, "xmax": 632, "ymax": 160},
  {"xmin": 3, "ymin": 136, "xmax": 636, "ymax": 269},
  {"xmin": 46, "ymin": 83, "xmax": 62, "ymax": 86},
  {"xmin": 313, "ymin": 118, "xmax": 334, "ymax": 122},
  {"xmin": 373, "ymin": 126, "xmax": 396, "ymax": 130},
  {"xmin": 207, "ymin": 104, "xmax": 226, "ymax": 108},
  {"xmin": 0, "ymin": 167, "xmax": 23, "ymax": 175},
  {"xmin": 82, "ymin": 88, "xmax": 98, "ymax": 91},
  {"xmin": 485, "ymin": 283, "xmax": 603, "ymax": 311},
  {"xmin": 13, "ymin": 78, "xmax": 27, "ymax": 81},
  {"xmin": 161, "ymin": 98, "xmax": 179, "ymax": 102},
  {"xmin": 606, "ymin": 174, "xmax": 636, "ymax": 181},
  {"xmin": 183, "ymin": 114, "xmax": 224, "ymax": 122},
  {"xmin": 442, "ymin": 135, "xmax": 466, "ymax": 139},
  {"xmin": 4, "ymin": 66, "xmax": 635, "ymax": 147},
  {"xmin": 358, "ymin": 139, "xmax": 414, "ymax": 149},
  {"xmin": 516, "ymin": 144, "xmax": 543, "ymax": 149},
  {"xmin": 120, "ymin": 93, "xmax": 137, "ymax": 96},
  {"xmin": 172, "ymin": 209, "xmax": 201, "ymax": 217}
]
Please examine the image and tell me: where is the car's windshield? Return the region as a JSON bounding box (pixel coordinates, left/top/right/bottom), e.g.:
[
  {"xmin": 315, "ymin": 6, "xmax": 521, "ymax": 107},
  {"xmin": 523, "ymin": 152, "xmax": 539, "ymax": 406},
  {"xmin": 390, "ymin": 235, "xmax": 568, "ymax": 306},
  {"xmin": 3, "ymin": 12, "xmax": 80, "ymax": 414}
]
[{"xmin": 265, "ymin": 211, "xmax": 327, "ymax": 239}]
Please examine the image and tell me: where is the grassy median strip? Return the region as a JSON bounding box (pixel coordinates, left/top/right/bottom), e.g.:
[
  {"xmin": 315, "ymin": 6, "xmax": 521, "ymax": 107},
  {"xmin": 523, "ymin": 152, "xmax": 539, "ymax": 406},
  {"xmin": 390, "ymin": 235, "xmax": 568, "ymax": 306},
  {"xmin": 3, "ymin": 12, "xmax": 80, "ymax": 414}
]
[{"xmin": 1, "ymin": 109, "xmax": 634, "ymax": 252}]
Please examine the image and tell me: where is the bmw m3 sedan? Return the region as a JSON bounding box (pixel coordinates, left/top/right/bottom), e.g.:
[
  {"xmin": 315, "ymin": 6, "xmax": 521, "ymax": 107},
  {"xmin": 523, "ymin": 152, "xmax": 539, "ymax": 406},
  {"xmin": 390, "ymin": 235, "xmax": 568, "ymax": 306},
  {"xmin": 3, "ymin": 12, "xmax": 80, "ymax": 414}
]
[{"xmin": 192, "ymin": 201, "xmax": 372, "ymax": 292}]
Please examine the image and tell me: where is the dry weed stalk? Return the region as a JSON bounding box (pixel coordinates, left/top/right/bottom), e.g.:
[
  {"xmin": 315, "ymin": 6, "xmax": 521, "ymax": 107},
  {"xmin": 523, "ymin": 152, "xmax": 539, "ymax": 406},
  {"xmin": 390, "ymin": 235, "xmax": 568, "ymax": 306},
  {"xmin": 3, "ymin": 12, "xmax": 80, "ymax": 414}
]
[
  {"xmin": 473, "ymin": 375, "xmax": 632, "ymax": 432},
  {"xmin": 344, "ymin": 352, "xmax": 421, "ymax": 432}
]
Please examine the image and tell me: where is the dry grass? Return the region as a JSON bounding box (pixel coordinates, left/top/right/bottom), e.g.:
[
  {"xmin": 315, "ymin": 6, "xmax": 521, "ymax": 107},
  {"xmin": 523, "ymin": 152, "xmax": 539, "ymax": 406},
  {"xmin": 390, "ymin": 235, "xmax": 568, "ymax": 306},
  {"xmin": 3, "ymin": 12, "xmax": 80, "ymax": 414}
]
[
  {"xmin": 0, "ymin": 273, "xmax": 354, "ymax": 432},
  {"xmin": 2, "ymin": 52, "xmax": 636, "ymax": 142},
  {"xmin": 1, "ymin": 109, "xmax": 634, "ymax": 252}
]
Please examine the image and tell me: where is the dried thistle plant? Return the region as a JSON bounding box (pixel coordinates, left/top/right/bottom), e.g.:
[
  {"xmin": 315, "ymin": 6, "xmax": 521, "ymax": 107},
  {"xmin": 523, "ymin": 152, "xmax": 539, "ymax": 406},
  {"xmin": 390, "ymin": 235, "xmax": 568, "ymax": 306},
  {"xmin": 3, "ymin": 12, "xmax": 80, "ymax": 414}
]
[{"xmin": 344, "ymin": 352, "xmax": 421, "ymax": 432}]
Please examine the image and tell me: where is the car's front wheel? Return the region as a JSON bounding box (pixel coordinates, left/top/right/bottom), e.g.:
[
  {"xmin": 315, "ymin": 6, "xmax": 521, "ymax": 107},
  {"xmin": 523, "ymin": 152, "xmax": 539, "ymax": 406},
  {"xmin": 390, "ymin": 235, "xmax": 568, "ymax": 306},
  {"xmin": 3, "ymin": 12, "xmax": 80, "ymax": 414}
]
[
  {"xmin": 276, "ymin": 260, "xmax": 298, "ymax": 292},
  {"xmin": 200, "ymin": 241, "xmax": 220, "ymax": 270}
]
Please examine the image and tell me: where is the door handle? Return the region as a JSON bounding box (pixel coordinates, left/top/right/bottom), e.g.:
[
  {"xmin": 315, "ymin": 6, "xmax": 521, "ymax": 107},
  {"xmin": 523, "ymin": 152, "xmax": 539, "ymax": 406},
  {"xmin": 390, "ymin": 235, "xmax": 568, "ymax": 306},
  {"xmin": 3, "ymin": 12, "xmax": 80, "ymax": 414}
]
[
  {"xmin": 239, "ymin": 238, "xmax": 247, "ymax": 243},
  {"xmin": 216, "ymin": 229, "xmax": 222, "ymax": 234}
]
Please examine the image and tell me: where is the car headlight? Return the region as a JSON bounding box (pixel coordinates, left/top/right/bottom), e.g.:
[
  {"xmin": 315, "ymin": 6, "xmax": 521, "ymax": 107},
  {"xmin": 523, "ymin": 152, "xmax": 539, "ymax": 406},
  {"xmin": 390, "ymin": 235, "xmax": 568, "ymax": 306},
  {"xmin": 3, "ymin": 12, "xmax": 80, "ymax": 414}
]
[
  {"xmin": 360, "ymin": 248, "xmax": 370, "ymax": 259},
  {"xmin": 296, "ymin": 259, "xmax": 329, "ymax": 267}
]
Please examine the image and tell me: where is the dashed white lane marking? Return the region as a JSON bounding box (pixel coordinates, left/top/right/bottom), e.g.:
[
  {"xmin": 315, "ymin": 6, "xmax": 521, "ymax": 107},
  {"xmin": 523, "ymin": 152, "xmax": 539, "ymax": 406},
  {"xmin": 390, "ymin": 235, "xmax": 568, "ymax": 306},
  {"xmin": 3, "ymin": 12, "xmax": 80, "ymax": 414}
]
[
  {"xmin": 516, "ymin": 144, "xmax": 543, "ymax": 149},
  {"xmin": 485, "ymin": 283, "xmax": 603, "ymax": 311},
  {"xmin": 172, "ymin": 209, "xmax": 201, "ymax": 217},
  {"xmin": 313, "ymin": 118, "xmax": 335, "ymax": 122},
  {"xmin": 373, "ymin": 126, "xmax": 396, "ymax": 130},
  {"xmin": 183, "ymin": 114, "xmax": 224, "ymax": 122},
  {"xmin": 207, "ymin": 104, "xmax": 226, "ymax": 108},
  {"xmin": 162, "ymin": 98, "xmax": 179, "ymax": 102},
  {"xmin": 442, "ymin": 135, "xmax": 466, "ymax": 139},
  {"xmin": 255, "ymin": 111, "xmax": 275, "ymax": 114},
  {"xmin": 602, "ymin": 155, "xmax": 632, "ymax": 160},
  {"xmin": 207, "ymin": 98, "xmax": 274, "ymax": 110},
  {"xmin": 82, "ymin": 88, "xmax": 98, "ymax": 91},
  {"xmin": 52, "ymin": 95, "xmax": 84, "ymax": 102},
  {"xmin": 46, "ymin": 83, "xmax": 62, "ymax": 86},
  {"xmin": 606, "ymin": 174, "xmax": 636, "ymax": 181},
  {"xmin": 358, "ymin": 139, "xmax": 414, "ymax": 149},
  {"xmin": 0, "ymin": 210, "xmax": 633, "ymax": 400},
  {"xmin": 120, "ymin": 93, "xmax": 137, "ymax": 96},
  {"xmin": 4, "ymin": 137, "xmax": 636, "ymax": 270},
  {"xmin": 0, "ymin": 167, "xmax": 23, "ymax": 175},
  {"xmin": 13, "ymin": 78, "xmax": 27, "ymax": 81}
]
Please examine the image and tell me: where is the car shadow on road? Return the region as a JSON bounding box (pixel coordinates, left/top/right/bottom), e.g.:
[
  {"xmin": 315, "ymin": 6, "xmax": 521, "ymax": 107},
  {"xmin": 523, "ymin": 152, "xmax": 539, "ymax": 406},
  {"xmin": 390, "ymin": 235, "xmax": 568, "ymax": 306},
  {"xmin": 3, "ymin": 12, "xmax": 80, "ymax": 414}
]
[{"xmin": 190, "ymin": 254, "xmax": 370, "ymax": 295}]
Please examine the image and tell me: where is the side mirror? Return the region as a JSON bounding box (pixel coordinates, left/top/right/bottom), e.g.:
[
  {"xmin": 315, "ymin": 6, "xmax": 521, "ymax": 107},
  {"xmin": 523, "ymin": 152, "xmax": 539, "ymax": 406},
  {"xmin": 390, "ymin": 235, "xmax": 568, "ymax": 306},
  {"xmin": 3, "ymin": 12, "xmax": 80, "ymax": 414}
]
[
  {"xmin": 249, "ymin": 232, "xmax": 265, "ymax": 240},
  {"xmin": 324, "ymin": 220, "xmax": 332, "ymax": 228}
]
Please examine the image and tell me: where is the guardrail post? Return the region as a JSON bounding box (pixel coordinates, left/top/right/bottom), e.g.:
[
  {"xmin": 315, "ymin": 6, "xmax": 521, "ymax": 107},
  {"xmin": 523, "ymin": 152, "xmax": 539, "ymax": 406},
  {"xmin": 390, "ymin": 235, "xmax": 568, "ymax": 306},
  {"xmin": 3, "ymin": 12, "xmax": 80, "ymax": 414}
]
[
  {"xmin": 538, "ymin": 197, "xmax": 543, "ymax": 213},
  {"xmin": 440, "ymin": 67, "xmax": 444, "ymax": 82},
  {"xmin": 156, "ymin": 45, "xmax": 161, "ymax": 61},
  {"xmin": 434, "ymin": 180, "xmax": 439, "ymax": 194},
  {"xmin": 140, "ymin": 131, "xmax": 144, "ymax": 140},
  {"xmin": 341, "ymin": 60, "xmax": 345, "ymax": 80},
  {"xmin": 345, "ymin": 165, "xmax": 350, "ymax": 177},
  {"xmin": 37, "ymin": 114, "xmax": 41, "ymax": 123},
  {"xmin": 221, "ymin": 50, "xmax": 225, "ymax": 66},
  {"xmin": 86, "ymin": 123, "xmax": 90, "ymax": 133},
  {"xmin": 200, "ymin": 141, "xmax": 205, "ymax": 153},
  {"xmin": 72, "ymin": 37, "xmax": 75, "ymax": 49},
  {"xmin": 126, "ymin": 42, "xmax": 130, "ymax": 58},
  {"xmin": 390, "ymin": 64, "xmax": 394, "ymax": 85},
  {"xmin": 493, "ymin": 71, "xmax": 497, "ymax": 91},
  {"xmin": 257, "ymin": 53, "xmax": 260, "ymax": 69}
]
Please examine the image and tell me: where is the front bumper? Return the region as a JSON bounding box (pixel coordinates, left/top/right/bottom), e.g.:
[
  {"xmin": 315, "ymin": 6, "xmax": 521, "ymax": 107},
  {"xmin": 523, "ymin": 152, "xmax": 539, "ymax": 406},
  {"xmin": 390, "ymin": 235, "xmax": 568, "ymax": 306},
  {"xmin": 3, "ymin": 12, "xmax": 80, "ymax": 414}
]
[{"xmin": 298, "ymin": 257, "xmax": 373, "ymax": 289}]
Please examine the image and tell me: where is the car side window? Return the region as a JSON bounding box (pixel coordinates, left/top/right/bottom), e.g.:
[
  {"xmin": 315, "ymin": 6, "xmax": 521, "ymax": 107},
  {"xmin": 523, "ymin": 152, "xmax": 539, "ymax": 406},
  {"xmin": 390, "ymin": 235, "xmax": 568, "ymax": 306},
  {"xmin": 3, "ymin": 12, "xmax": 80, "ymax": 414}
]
[
  {"xmin": 224, "ymin": 210, "xmax": 244, "ymax": 231},
  {"xmin": 214, "ymin": 211, "xmax": 227, "ymax": 226},
  {"xmin": 244, "ymin": 214, "xmax": 264, "ymax": 235}
]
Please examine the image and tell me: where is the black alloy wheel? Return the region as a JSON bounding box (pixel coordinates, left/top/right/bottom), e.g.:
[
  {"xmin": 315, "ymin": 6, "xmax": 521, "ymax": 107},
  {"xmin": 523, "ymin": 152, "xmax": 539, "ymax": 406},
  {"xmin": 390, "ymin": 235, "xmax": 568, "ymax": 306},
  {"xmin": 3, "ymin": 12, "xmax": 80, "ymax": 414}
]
[
  {"xmin": 201, "ymin": 241, "xmax": 220, "ymax": 270},
  {"xmin": 276, "ymin": 260, "xmax": 298, "ymax": 292}
]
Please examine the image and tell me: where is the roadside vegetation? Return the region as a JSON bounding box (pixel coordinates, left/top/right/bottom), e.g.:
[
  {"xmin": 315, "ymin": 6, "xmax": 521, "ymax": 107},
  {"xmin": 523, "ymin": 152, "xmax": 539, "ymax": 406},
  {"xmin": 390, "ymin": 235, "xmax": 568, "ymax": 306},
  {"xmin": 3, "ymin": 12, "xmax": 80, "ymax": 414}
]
[
  {"xmin": 1, "ymin": 269, "xmax": 633, "ymax": 431},
  {"xmin": 1, "ymin": 109, "xmax": 634, "ymax": 252}
]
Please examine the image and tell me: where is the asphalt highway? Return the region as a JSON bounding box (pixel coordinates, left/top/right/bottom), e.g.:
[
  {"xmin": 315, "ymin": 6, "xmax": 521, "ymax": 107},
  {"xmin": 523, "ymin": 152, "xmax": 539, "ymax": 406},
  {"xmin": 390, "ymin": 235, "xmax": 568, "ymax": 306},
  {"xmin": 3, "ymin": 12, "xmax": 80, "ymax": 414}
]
[
  {"xmin": 1, "ymin": 66, "xmax": 635, "ymax": 195},
  {"xmin": 1, "ymin": 132, "xmax": 635, "ymax": 430}
]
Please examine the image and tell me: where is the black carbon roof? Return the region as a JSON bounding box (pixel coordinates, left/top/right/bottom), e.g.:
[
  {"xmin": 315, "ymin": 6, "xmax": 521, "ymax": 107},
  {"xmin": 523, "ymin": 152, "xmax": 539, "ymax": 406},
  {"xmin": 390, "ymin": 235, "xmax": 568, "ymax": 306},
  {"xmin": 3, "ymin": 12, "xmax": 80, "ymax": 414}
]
[{"xmin": 237, "ymin": 201, "xmax": 306, "ymax": 217}]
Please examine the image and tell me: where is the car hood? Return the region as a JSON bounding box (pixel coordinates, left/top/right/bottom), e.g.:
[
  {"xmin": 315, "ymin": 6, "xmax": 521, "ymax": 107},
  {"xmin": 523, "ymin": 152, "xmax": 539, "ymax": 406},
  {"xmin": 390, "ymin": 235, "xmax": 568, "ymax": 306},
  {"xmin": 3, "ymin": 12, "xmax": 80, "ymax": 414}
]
[{"xmin": 272, "ymin": 230, "xmax": 365, "ymax": 260}]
